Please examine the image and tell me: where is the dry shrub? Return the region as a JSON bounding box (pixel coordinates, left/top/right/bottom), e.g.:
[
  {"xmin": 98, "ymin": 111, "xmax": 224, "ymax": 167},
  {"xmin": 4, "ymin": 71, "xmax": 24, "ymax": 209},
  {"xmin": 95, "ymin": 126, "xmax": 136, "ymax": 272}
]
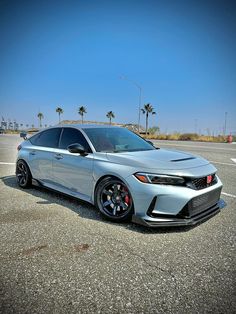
[
  {"xmin": 143, "ymin": 133, "xmax": 228, "ymax": 143},
  {"xmin": 178, "ymin": 133, "xmax": 198, "ymax": 141}
]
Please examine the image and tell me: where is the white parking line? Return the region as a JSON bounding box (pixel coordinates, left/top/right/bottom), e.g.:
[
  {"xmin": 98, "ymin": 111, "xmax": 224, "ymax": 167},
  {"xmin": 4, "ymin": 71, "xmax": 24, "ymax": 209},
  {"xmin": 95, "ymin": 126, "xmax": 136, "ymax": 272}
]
[
  {"xmin": 222, "ymin": 192, "xmax": 236, "ymax": 199},
  {"xmin": 0, "ymin": 147, "xmax": 16, "ymax": 149},
  {"xmin": 0, "ymin": 162, "xmax": 15, "ymax": 165},
  {"xmin": 209, "ymin": 161, "xmax": 236, "ymax": 167}
]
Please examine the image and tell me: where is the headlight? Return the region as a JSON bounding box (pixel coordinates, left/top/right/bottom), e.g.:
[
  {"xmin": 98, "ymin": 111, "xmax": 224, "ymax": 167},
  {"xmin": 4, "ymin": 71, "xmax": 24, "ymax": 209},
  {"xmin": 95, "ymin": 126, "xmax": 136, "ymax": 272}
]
[{"xmin": 134, "ymin": 172, "xmax": 185, "ymax": 186}]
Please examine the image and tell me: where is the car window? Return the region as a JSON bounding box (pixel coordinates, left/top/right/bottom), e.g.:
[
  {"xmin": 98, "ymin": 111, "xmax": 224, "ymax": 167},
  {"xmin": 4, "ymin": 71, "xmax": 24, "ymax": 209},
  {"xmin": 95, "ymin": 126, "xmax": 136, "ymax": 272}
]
[
  {"xmin": 59, "ymin": 128, "xmax": 92, "ymax": 152},
  {"xmin": 83, "ymin": 127, "xmax": 155, "ymax": 152},
  {"xmin": 29, "ymin": 128, "xmax": 61, "ymax": 148}
]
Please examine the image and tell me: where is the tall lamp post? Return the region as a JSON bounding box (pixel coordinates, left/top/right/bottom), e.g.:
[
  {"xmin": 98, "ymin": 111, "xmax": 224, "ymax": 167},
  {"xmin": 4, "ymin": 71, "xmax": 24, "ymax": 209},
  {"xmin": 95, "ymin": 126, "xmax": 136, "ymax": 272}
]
[
  {"xmin": 224, "ymin": 111, "xmax": 228, "ymax": 136},
  {"xmin": 120, "ymin": 76, "xmax": 142, "ymax": 133}
]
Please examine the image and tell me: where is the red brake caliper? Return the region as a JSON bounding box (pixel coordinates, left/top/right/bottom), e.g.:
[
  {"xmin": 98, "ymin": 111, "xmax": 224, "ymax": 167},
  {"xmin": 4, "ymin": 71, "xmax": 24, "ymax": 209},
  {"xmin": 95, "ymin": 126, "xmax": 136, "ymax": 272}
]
[{"xmin": 124, "ymin": 188, "xmax": 130, "ymax": 205}]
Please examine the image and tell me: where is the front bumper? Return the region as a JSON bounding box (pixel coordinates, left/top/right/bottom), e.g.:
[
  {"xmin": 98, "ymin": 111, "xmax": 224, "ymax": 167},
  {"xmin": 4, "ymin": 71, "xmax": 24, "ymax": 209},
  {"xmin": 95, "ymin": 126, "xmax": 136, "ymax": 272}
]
[
  {"xmin": 126, "ymin": 174, "xmax": 224, "ymax": 227},
  {"xmin": 132, "ymin": 198, "xmax": 226, "ymax": 227}
]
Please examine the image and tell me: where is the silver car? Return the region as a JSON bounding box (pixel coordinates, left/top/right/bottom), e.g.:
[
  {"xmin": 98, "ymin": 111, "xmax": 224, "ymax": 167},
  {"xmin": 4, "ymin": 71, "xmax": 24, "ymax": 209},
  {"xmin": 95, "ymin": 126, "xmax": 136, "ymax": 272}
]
[{"xmin": 16, "ymin": 125, "xmax": 223, "ymax": 227}]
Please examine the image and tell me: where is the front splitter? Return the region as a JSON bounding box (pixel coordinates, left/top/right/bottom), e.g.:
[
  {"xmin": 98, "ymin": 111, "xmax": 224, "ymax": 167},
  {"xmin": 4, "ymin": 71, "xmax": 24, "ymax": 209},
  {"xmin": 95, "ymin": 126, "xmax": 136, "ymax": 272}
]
[{"xmin": 132, "ymin": 199, "xmax": 226, "ymax": 228}]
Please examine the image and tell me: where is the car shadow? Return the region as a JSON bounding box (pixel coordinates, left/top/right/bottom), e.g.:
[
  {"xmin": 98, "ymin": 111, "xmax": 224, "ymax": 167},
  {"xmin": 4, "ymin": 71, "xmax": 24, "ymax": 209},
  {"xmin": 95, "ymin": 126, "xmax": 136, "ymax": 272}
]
[{"xmin": 1, "ymin": 175, "xmax": 197, "ymax": 234}]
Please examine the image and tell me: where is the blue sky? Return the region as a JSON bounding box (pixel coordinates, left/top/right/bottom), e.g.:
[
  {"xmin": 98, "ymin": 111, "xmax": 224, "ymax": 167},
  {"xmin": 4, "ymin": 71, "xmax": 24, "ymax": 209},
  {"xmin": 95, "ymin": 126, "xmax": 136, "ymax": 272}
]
[{"xmin": 0, "ymin": 0, "xmax": 236, "ymax": 134}]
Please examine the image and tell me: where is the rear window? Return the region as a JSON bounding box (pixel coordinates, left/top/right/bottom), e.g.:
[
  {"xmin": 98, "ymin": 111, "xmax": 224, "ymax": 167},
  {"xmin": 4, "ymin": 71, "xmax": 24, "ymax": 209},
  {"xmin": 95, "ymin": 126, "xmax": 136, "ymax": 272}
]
[{"xmin": 29, "ymin": 128, "xmax": 61, "ymax": 148}]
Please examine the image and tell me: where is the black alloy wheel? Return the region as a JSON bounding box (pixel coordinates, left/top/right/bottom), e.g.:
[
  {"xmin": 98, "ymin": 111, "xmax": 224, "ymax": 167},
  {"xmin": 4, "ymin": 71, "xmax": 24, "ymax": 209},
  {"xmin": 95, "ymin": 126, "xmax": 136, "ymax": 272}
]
[
  {"xmin": 95, "ymin": 177, "xmax": 134, "ymax": 222},
  {"xmin": 16, "ymin": 160, "xmax": 32, "ymax": 188}
]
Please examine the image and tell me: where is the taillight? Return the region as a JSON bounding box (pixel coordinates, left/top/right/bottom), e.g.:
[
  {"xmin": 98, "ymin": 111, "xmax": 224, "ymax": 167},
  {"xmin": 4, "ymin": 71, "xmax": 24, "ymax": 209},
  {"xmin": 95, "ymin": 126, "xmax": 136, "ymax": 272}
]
[{"xmin": 17, "ymin": 145, "xmax": 22, "ymax": 151}]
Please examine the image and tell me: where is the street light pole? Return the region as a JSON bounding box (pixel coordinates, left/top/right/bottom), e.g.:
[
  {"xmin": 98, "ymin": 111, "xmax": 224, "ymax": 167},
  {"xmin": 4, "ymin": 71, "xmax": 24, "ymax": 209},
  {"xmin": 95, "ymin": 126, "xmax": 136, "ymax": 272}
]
[
  {"xmin": 194, "ymin": 118, "xmax": 198, "ymax": 134},
  {"xmin": 120, "ymin": 76, "xmax": 142, "ymax": 133},
  {"xmin": 137, "ymin": 85, "xmax": 142, "ymax": 133},
  {"xmin": 224, "ymin": 111, "xmax": 228, "ymax": 135}
]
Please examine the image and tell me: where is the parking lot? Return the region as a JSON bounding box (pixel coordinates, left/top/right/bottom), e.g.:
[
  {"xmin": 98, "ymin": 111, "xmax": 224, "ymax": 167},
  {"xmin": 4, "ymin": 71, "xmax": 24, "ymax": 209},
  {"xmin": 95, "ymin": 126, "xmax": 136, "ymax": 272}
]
[{"xmin": 0, "ymin": 134, "xmax": 235, "ymax": 313}]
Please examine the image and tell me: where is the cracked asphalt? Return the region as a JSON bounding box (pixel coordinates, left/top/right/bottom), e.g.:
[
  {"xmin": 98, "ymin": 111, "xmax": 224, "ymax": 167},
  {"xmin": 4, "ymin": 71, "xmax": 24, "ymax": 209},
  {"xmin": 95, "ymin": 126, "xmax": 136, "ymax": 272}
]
[{"xmin": 0, "ymin": 134, "xmax": 235, "ymax": 313}]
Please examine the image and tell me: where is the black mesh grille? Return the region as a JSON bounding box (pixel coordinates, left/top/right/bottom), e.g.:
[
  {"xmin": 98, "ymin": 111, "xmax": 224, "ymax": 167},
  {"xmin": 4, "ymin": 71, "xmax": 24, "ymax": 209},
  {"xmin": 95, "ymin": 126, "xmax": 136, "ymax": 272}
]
[
  {"xmin": 178, "ymin": 187, "xmax": 222, "ymax": 218},
  {"xmin": 187, "ymin": 174, "xmax": 217, "ymax": 190}
]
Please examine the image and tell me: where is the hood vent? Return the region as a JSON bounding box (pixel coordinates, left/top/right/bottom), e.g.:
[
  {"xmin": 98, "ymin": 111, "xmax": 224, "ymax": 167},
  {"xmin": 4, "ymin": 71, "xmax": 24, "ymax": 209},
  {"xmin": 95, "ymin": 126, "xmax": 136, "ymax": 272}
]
[{"xmin": 171, "ymin": 157, "xmax": 196, "ymax": 162}]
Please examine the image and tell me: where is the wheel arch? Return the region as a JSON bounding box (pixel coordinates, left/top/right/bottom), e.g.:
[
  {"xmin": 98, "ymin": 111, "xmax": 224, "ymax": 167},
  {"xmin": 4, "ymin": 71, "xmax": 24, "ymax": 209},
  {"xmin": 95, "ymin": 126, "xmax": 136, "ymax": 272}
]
[
  {"xmin": 16, "ymin": 158, "xmax": 33, "ymax": 188},
  {"xmin": 16, "ymin": 158, "xmax": 33, "ymax": 176},
  {"xmin": 93, "ymin": 174, "xmax": 134, "ymax": 222},
  {"xmin": 93, "ymin": 173, "xmax": 135, "ymax": 204}
]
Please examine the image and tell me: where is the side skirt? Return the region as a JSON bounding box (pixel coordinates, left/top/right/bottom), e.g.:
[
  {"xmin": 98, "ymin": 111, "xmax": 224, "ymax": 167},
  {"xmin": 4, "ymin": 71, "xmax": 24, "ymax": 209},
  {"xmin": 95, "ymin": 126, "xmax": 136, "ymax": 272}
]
[{"xmin": 31, "ymin": 178, "xmax": 94, "ymax": 205}]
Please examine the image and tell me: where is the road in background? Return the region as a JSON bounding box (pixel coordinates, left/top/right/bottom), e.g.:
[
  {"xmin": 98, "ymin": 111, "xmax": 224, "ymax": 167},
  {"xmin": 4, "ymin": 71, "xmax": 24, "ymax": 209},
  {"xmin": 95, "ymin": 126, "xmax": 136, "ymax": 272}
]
[
  {"xmin": 0, "ymin": 135, "xmax": 235, "ymax": 314},
  {"xmin": 153, "ymin": 140, "xmax": 236, "ymax": 197}
]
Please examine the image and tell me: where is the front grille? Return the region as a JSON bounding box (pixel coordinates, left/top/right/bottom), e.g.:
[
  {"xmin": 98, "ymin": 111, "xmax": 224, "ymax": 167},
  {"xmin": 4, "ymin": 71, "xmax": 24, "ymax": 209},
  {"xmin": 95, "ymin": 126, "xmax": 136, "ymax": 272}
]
[
  {"xmin": 179, "ymin": 187, "xmax": 222, "ymax": 218},
  {"xmin": 187, "ymin": 174, "xmax": 217, "ymax": 190}
]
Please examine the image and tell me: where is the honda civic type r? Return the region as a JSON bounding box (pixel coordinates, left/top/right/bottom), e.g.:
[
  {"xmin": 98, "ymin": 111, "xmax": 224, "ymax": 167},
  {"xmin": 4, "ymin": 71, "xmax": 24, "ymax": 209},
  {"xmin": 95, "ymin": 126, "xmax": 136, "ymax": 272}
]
[{"xmin": 16, "ymin": 125, "xmax": 224, "ymax": 227}]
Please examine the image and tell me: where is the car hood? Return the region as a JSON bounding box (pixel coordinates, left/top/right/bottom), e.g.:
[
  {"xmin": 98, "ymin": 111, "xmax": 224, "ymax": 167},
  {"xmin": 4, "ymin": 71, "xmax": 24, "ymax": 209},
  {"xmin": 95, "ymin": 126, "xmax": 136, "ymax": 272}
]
[{"xmin": 106, "ymin": 148, "xmax": 210, "ymax": 171}]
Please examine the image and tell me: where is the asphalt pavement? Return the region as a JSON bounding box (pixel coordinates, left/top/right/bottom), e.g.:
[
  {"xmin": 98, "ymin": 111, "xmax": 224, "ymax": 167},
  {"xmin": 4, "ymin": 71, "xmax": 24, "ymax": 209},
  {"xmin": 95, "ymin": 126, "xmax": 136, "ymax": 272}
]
[{"xmin": 0, "ymin": 134, "xmax": 235, "ymax": 314}]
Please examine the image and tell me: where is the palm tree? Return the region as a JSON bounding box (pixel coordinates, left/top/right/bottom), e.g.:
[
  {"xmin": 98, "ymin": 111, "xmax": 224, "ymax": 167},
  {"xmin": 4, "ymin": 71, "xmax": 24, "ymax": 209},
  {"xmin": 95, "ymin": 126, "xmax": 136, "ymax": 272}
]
[
  {"xmin": 106, "ymin": 111, "xmax": 115, "ymax": 125},
  {"xmin": 78, "ymin": 106, "xmax": 87, "ymax": 124},
  {"xmin": 56, "ymin": 107, "xmax": 63, "ymax": 124},
  {"xmin": 37, "ymin": 112, "xmax": 44, "ymax": 128},
  {"xmin": 141, "ymin": 103, "xmax": 156, "ymax": 135}
]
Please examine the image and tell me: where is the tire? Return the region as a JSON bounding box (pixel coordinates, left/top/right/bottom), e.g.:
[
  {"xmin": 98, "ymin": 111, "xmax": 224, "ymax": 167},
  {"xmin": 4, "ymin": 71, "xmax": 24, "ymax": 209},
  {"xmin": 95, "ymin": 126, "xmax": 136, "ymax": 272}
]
[
  {"xmin": 95, "ymin": 177, "xmax": 134, "ymax": 222},
  {"xmin": 16, "ymin": 160, "xmax": 32, "ymax": 188}
]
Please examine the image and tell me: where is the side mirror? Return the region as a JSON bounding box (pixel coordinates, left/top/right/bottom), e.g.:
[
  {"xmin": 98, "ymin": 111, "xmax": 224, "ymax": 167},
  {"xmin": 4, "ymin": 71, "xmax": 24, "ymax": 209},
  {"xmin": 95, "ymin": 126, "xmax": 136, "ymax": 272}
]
[
  {"xmin": 67, "ymin": 143, "xmax": 87, "ymax": 155},
  {"xmin": 20, "ymin": 132, "xmax": 27, "ymax": 140}
]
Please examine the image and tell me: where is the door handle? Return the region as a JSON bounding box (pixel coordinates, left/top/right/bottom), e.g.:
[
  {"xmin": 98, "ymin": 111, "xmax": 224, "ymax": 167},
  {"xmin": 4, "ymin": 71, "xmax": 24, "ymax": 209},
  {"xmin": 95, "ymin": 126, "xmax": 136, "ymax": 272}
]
[
  {"xmin": 30, "ymin": 151, "xmax": 36, "ymax": 156},
  {"xmin": 54, "ymin": 154, "xmax": 63, "ymax": 160}
]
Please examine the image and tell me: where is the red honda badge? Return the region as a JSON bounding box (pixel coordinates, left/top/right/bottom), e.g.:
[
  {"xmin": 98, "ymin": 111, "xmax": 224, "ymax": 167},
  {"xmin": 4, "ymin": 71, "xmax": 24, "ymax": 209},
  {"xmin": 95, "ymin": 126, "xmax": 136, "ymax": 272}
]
[{"xmin": 207, "ymin": 175, "xmax": 212, "ymax": 184}]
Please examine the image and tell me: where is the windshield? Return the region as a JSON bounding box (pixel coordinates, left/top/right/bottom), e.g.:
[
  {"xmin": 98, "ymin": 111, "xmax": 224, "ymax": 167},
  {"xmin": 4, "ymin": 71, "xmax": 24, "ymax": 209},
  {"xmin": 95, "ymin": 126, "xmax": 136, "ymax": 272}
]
[{"xmin": 83, "ymin": 127, "xmax": 155, "ymax": 153}]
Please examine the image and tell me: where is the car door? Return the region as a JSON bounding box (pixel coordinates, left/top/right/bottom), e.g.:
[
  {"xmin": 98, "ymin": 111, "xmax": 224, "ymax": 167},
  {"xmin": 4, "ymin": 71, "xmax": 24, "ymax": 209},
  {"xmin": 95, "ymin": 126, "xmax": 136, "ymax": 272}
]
[
  {"xmin": 52, "ymin": 127, "xmax": 94, "ymax": 202},
  {"xmin": 28, "ymin": 128, "xmax": 62, "ymax": 184}
]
